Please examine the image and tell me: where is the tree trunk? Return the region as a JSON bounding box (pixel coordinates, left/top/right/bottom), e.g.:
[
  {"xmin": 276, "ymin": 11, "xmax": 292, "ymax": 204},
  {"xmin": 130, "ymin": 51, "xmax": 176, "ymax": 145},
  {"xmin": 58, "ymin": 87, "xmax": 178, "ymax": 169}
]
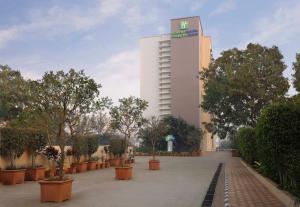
[
  {"xmin": 152, "ymin": 142, "xmax": 155, "ymax": 160},
  {"xmin": 59, "ymin": 145, "xmax": 65, "ymax": 180}
]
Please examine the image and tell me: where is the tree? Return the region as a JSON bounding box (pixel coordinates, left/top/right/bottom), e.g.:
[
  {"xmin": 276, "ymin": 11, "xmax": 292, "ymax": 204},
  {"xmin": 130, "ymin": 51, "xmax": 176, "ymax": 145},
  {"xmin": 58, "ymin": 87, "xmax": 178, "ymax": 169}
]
[
  {"xmin": 26, "ymin": 129, "xmax": 48, "ymax": 168},
  {"xmin": 201, "ymin": 43, "xmax": 289, "ymax": 138},
  {"xmin": 110, "ymin": 96, "xmax": 148, "ymax": 165},
  {"xmin": 141, "ymin": 117, "xmax": 167, "ymax": 160},
  {"xmin": 86, "ymin": 135, "xmax": 99, "ymax": 160},
  {"xmin": 162, "ymin": 116, "xmax": 202, "ymax": 152},
  {"xmin": 0, "ymin": 65, "xmax": 29, "ymax": 125},
  {"xmin": 293, "ymin": 53, "xmax": 300, "ymax": 92},
  {"xmin": 29, "ymin": 69, "xmax": 100, "ymax": 179}
]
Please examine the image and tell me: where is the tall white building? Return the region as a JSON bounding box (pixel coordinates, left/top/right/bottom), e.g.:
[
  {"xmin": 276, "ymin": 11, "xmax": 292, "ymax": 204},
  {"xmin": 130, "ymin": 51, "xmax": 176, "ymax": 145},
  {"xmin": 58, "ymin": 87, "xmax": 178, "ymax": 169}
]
[{"xmin": 140, "ymin": 16, "xmax": 215, "ymax": 151}]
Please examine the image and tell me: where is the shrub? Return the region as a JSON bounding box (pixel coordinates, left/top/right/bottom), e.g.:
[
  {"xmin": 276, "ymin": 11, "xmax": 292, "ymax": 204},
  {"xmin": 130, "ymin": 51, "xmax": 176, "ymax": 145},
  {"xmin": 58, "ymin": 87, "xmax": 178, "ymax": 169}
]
[
  {"xmin": 256, "ymin": 100, "xmax": 300, "ymax": 197},
  {"xmin": 0, "ymin": 128, "xmax": 27, "ymax": 169},
  {"xmin": 235, "ymin": 127, "xmax": 256, "ymax": 164},
  {"xmin": 72, "ymin": 136, "xmax": 88, "ymax": 163},
  {"xmin": 109, "ymin": 138, "xmax": 126, "ymax": 158},
  {"xmin": 42, "ymin": 146, "xmax": 60, "ymax": 162},
  {"xmin": 86, "ymin": 135, "xmax": 99, "ymax": 160},
  {"xmin": 26, "ymin": 129, "xmax": 47, "ymax": 168}
]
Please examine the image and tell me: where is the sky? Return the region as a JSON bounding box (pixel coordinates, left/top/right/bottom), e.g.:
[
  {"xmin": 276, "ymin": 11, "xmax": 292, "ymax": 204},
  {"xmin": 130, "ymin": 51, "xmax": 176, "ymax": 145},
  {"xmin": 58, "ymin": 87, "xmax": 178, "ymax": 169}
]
[{"xmin": 0, "ymin": 0, "xmax": 299, "ymax": 103}]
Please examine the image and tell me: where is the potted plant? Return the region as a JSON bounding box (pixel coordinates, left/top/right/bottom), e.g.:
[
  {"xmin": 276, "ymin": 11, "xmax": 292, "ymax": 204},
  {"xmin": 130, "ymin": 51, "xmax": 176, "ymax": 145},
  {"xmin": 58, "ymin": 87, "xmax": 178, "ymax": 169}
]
[
  {"xmin": 42, "ymin": 146, "xmax": 60, "ymax": 177},
  {"xmin": 71, "ymin": 135, "xmax": 88, "ymax": 173},
  {"xmin": 66, "ymin": 149, "xmax": 76, "ymax": 174},
  {"xmin": 0, "ymin": 128, "xmax": 27, "ymax": 185},
  {"xmin": 86, "ymin": 135, "xmax": 99, "ymax": 171},
  {"xmin": 29, "ymin": 69, "xmax": 100, "ymax": 202},
  {"xmin": 141, "ymin": 116, "xmax": 167, "ymax": 170},
  {"xmin": 25, "ymin": 129, "xmax": 47, "ymax": 181},
  {"xmin": 109, "ymin": 139, "xmax": 125, "ymax": 167},
  {"xmin": 110, "ymin": 96, "xmax": 148, "ymax": 180},
  {"xmin": 103, "ymin": 146, "xmax": 110, "ymax": 168}
]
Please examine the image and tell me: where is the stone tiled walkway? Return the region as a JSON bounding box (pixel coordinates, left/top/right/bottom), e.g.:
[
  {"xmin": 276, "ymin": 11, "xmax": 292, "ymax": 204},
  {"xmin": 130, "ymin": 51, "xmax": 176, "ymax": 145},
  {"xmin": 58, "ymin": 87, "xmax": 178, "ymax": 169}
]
[{"xmin": 227, "ymin": 158, "xmax": 285, "ymax": 207}]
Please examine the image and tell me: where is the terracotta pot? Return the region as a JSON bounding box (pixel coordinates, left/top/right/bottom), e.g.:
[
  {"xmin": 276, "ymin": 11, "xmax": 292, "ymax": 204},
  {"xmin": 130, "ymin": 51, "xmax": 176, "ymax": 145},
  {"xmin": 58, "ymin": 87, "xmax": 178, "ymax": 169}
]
[
  {"xmin": 25, "ymin": 167, "xmax": 45, "ymax": 181},
  {"xmin": 105, "ymin": 160, "xmax": 110, "ymax": 168},
  {"xmin": 110, "ymin": 158, "xmax": 120, "ymax": 167},
  {"xmin": 67, "ymin": 166, "xmax": 76, "ymax": 174},
  {"xmin": 87, "ymin": 161, "xmax": 97, "ymax": 171},
  {"xmin": 72, "ymin": 162, "xmax": 87, "ymax": 173},
  {"xmin": 149, "ymin": 160, "xmax": 160, "ymax": 170},
  {"xmin": 55, "ymin": 168, "xmax": 68, "ymax": 176},
  {"xmin": 115, "ymin": 166, "xmax": 133, "ymax": 180},
  {"xmin": 39, "ymin": 179, "xmax": 73, "ymax": 202},
  {"xmin": 131, "ymin": 159, "xmax": 135, "ymax": 164},
  {"xmin": 1, "ymin": 169, "xmax": 26, "ymax": 185}
]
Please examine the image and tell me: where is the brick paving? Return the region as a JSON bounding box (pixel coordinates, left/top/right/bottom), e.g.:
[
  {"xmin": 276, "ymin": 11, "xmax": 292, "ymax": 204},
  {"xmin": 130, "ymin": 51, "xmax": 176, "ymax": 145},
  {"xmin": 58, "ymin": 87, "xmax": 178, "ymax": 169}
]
[{"xmin": 227, "ymin": 158, "xmax": 285, "ymax": 207}]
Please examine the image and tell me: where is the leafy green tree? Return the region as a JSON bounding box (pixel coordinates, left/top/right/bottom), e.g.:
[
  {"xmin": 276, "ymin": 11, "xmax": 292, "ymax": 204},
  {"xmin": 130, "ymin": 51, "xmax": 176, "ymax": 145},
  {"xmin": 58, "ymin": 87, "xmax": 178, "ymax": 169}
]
[
  {"xmin": 110, "ymin": 96, "xmax": 148, "ymax": 165},
  {"xmin": 293, "ymin": 53, "xmax": 300, "ymax": 92},
  {"xmin": 201, "ymin": 43, "xmax": 289, "ymax": 138},
  {"xmin": 0, "ymin": 65, "xmax": 29, "ymax": 124},
  {"xmin": 86, "ymin": 135, "xmax": 99, "ymax": 160},
  {"xmin": 140, "ymin": 116, "xmax": 167, "ymax": 160},
  {"xmin": 0, "ymin": 128, "xmax": 27, "ymax": 169},
  {"xmin": 29, "ymin": 69, "xmax": 100, "ymax": 179},
  {"xmin": 162, "ymin": 116, "xmax": 202, "ymax": 152},
  {"xmin": 26, "ymin": 129, "xmax": 48, "ymax": 168}
]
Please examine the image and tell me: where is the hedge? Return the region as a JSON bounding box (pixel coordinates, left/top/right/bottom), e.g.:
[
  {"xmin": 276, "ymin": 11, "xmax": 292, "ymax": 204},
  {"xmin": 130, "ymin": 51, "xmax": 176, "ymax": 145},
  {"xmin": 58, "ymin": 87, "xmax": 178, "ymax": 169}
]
[
  {"xmin": 235, "ymin": 127, "xmax": 256, "ymax": 164},
  {"xmin": 256, "ymin": 100, "xmax": 300, "ymax": 197}
]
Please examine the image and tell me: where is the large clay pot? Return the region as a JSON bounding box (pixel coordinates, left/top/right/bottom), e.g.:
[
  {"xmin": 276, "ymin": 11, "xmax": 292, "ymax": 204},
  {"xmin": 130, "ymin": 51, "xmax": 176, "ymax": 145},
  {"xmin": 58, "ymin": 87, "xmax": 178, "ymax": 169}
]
[
  {"xmin": 110, "ymin": 158, "xmax": 120, "ymax": 167},
  {"xmin": 72, "ymin": 162, "xmax": 88, "ymax": 173},
  {"xmin": 115, "ymin": 166, "xmax": 133, "ymax": 180},
  {"xmin": 149, "ymin": 160, "xmax": 160, "ymax": 170},
  {"xmin": 67, "ymin": 166, "xmax": 76, "ymax": 174},
  {"xmin": 87, "ymin": 161, "xmax": 97, "ymax": 171},
  {"xmin": 25, "ymin": 167, "xmax": 45, "ymax": 181},
  {"xmin": 232, "ymin": 149, "xmax": 240, "ymax": 157},
  {"xmin": 1, "ymin": 169, "xmax": 26, "ymax": 185},
  {"xmin": 39, "ymin": 179, "xmax": 73, "ymax": 202}
]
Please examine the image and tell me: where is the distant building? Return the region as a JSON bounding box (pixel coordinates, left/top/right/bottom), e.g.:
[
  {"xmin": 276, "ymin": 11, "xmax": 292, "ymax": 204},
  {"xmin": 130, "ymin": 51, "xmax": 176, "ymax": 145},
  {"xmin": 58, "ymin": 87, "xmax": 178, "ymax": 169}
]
[{"xmin": 140, "ymin": 16, "xmax": 215, "ymax": 151}]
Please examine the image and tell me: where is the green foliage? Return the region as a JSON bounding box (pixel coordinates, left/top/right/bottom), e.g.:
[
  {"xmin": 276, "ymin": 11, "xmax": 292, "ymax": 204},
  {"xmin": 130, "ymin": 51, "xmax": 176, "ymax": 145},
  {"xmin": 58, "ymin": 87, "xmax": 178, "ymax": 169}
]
[
  {"xmin": 162, "ymin": 116, "xmax": 202, "ymax": 152},
  {"xmin": 72, "ymin": 135, "xmax": 88, "ymax": 163},
  {"xmin": 110, "ymin": 96, "xmax": 148, "ymax": 140},
  {"xmin": 293, "ymin": 53, "xmax": 300, "ymax": 92},
  {"xmin": 139, "ymin": 116, "xmax": 168, "ymax": 159},
  {"xmin": 28, "ymin": 69, "xmax": 101, "ymax": 179},
  {"xmin": 25, "ymin": 129, "xmax": 48, "ymax": 168},
  {"xmin": 109, "ymin": 138, "xmax": 126, "ymax": 158},
  {"xmin": 256, "ymin": 100, "xmax": 300, "ymax": 196},
  {"xmin": 0, "ymin": 65, "xmax": 29, "ymax": 122},
  {"xmin": 86, "ymin": 135, "xmax": 99, "ymax": 160},
  {"xmin": 201, "ymin": 43, "xmax": 289, "ymax": 138},
  {"xmin": 0, "ymin": 128, "xmax": 27, "ymax": 169},
  {"xmin": 235, "ymin": 127, "xmax": 256, "ymax": 164}
]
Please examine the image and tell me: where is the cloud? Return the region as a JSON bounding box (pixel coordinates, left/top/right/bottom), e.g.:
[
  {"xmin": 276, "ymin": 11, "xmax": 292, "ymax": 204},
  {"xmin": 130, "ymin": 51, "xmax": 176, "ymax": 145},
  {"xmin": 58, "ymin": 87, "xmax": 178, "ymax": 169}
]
[
  {"xmin": 210, "ymin": 0, "xmax": 236, "ymax": 16},
  {"xmin": 94, "ymin": 49, "xmax": 139, "ymax": 104},
  {"xmin": 190, "ymin": 0, "xmax": 208, "ymax": 12},
  {"xmin": 244, "ymin": 1, "xmax": 300, "ymax": 46}
]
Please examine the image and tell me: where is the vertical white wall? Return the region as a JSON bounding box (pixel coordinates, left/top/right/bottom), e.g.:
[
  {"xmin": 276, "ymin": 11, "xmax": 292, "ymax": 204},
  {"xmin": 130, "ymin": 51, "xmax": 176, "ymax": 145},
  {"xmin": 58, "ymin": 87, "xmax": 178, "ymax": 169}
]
[{"xmin": 140, "ymin": 36, "xmax": 160, "ymax": 118}]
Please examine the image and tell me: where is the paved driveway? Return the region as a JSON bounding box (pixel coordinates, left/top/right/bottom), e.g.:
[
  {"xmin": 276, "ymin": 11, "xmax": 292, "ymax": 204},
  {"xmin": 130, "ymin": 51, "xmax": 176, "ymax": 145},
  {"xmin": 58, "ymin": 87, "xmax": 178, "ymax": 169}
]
[{"xmin": 0, "ymin": 152, "xmax": 231, "ymax": 207}]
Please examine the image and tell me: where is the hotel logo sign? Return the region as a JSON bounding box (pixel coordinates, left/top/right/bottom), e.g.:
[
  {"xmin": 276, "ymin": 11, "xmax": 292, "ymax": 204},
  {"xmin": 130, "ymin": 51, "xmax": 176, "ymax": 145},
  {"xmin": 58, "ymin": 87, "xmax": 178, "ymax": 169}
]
[{"xmin": 171, "ymin": 20, "xmax": 198, "ymax": 38}]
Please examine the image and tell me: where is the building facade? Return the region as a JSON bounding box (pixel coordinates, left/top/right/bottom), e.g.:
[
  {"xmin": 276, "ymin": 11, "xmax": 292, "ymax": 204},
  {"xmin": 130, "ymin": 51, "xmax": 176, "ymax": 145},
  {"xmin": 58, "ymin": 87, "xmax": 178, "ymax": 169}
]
[{"xmin": 140, "ymin": 16, "xmax": 215, "ymax": 151}]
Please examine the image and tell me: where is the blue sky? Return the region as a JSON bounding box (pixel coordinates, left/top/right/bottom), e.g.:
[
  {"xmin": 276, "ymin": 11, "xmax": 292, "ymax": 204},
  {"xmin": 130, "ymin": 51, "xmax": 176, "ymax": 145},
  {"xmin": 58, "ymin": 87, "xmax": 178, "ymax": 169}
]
[{"xmin": 0, "ymin": 0, "xmax": 299, "ymax": 102}]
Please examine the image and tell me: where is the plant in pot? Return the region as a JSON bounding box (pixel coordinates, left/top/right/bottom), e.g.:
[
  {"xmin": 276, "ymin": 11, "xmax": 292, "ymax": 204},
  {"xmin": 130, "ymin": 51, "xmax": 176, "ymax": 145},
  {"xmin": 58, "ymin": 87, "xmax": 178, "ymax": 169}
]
[
  {"xmin": 86, "ymin": 135, "xmax": 99, "ymax": 171},
  {"xmin": 109, "ymin": 139, "xmax": 126, "ymax": 167},
  {"xmin": 103, "ymin": 146, "xmax": 110, "ymax": 168},
  {"xmin": 29, "ymin": 69, "xmax": 101, "ymax": 202},
  {"xmin": 72, "ymin": 135, "xmax": 88, "ymax": 173},
  {"xmin": 110, "ymin": 96, "xmax": 148, "ymax": 180},
  {"xmin": 0, "ymin": 127, "xmax": 27, "ymax": 185},
  {"xmin": 25, "ymin": 129, "xmax": 47, "ymax": 181},
  {"xmin": 140, "ymin": 116, "xmax": 167, "ymax": 170},
  {"xmin": 42, "ymin": 146, "xmax": 60, "ymax": 177},
  {"xmin": 66, "ymin": 149, "xmax": 76, "ymax": 174}
]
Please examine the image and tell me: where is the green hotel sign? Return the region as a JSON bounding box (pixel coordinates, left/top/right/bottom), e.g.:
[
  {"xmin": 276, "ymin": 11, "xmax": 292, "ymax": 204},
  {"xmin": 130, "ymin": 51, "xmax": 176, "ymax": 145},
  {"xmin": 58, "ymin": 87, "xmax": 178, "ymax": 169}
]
[
  {"xmin": 180, "ymin": 20, "xmax": 189, "ymax": 30},
  {"xmin": 172, "ymin": 20, "xmax": 198, "ymax": 38}
]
